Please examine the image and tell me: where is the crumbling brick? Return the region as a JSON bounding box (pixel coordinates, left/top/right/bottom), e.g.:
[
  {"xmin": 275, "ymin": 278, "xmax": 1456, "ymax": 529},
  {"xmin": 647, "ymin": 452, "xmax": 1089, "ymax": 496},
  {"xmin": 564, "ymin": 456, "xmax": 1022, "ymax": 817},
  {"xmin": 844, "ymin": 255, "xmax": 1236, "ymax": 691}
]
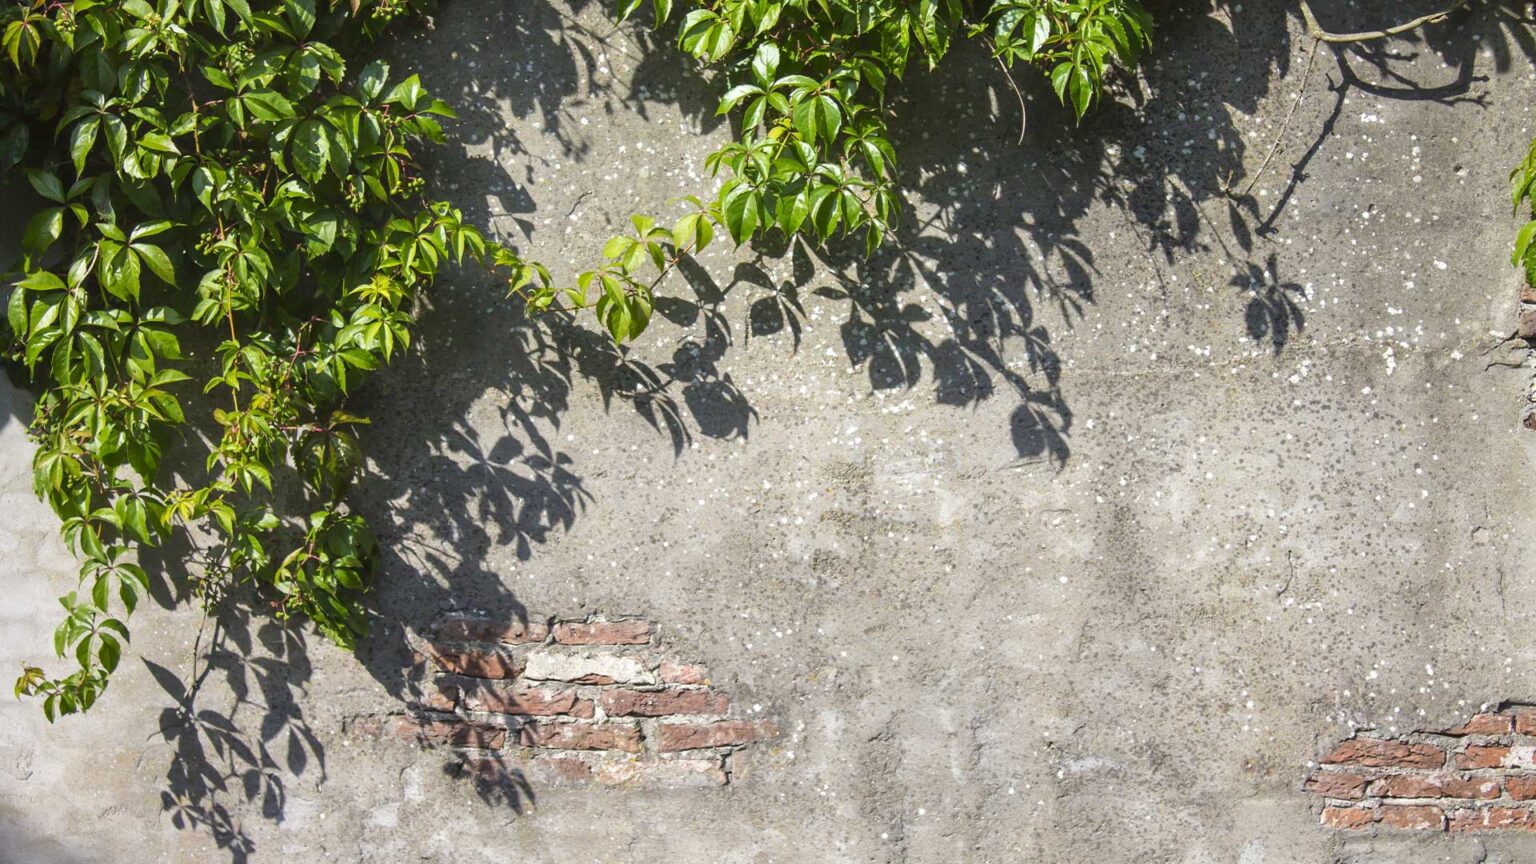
[
  {"xmin": 599, "ymin": 688, "xmax": 729, "ymax": 717},
  {"xmin": 1322, "ymin": 738, "xmax": 1444, "ymax": 770},
  {"xmin": 552, "ymin": 619, "xmax": 652, "ymax": 645}
]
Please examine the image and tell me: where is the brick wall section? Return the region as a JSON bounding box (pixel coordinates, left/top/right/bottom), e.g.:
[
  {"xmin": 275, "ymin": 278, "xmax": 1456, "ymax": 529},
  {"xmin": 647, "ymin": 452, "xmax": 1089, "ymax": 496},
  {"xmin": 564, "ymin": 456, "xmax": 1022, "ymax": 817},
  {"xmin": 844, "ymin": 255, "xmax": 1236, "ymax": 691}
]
[
  {"xmin": 1518, "ymin": 281, "xmax": 1536, "ymax": 430},
  {"xmin": 1307, "ymin": 706, "xmax": 1536, "ymax": 833},
  {"xmin": 346, "ymin": 612, "xmax": 777, "ymax": 790}
]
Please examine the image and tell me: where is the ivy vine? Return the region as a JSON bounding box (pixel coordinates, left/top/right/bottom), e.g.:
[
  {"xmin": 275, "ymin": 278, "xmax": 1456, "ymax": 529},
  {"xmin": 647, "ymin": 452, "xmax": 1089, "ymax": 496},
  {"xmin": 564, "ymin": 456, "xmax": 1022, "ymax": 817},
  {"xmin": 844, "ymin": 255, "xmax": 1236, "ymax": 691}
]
[{"xmin": 1, "ymin": 0, "xmax": 1150, "ymax": 719}]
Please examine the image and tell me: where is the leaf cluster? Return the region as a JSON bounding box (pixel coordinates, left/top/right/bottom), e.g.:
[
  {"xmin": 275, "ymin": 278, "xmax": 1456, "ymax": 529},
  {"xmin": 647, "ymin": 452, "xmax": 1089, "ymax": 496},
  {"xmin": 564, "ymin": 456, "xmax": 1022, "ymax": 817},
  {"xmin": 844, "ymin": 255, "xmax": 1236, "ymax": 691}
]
[
  {"xmin": 0, "ymin": 0, "xmax": 540, "ymax": 718},
  {"xmin": 551, "ymin": 0, "xmax": 1152, "ymax": 344},
  {"xmin": 3, "ymin": 0, "xmax": 1153, "ymax": 719}
]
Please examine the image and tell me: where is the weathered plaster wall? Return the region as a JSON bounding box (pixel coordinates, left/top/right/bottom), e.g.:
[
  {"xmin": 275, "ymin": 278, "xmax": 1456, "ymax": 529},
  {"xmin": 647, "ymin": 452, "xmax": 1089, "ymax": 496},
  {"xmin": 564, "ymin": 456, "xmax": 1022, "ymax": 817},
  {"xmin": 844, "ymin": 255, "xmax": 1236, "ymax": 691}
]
[{"xmin": 6, "ymin": 0, "xmax": 1536, "ymax": 861}]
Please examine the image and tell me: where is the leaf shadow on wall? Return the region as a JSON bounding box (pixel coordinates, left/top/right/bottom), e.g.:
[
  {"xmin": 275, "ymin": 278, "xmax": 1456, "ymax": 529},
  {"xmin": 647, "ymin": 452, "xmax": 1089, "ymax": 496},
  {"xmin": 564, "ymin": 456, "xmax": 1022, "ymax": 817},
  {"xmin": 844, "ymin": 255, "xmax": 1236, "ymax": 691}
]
[{"xmin": 69, "ymin": 1, "xmax": 1536, "ymax": 859}]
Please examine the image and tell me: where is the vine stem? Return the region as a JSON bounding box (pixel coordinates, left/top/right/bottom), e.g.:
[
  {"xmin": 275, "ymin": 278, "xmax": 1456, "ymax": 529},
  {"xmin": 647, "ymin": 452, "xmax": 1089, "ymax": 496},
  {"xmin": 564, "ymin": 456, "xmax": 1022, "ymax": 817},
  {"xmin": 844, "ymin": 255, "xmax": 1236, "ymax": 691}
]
[
  {"xmin": 1298, "ymin": 0, "xmax": 1469, "ymax": 43},
  {"xmin": 992, "ymin": 47, "xmax": 1027, "ymax": 145}
]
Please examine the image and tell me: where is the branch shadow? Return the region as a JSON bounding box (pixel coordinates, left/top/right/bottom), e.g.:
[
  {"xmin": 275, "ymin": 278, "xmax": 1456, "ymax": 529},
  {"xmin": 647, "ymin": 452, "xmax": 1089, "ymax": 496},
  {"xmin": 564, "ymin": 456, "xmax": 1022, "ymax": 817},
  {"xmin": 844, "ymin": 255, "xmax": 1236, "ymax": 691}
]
[
  {"xmin": 1225, "ymin": 0, "xmax": 1532, "ymax": 245},
  {"xmin": 8, "ymin": 1, "xmax": 1536, "ymax": 860}
]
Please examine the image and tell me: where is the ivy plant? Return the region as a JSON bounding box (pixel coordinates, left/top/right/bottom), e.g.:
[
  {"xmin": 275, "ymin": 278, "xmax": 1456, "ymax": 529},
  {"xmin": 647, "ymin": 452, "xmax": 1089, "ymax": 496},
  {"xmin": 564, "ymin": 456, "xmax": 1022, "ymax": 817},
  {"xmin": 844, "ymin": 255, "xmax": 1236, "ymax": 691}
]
[
  {"xmin": 1513, "ymin": 136, "xmax": 1536, "ymax": 283},
  {"xmin": 3, "ymin": 0, "xmax": 1149, "ymax": 720},
  {"xmin": 528, "ymin": 0, "xmax": 1153, "ymax": 343},
  {"xmin": 0, "ymin": 0, "xmax": 552, "ymax": 719}
]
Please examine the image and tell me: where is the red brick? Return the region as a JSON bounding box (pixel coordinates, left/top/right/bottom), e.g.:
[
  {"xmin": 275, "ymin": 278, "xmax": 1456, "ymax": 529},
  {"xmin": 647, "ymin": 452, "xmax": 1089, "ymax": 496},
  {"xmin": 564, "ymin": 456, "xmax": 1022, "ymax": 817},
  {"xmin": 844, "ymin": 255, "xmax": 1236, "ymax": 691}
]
[
  {"xmin": 381, "ymin": 713, "xmax": 506, "ymax": 749},
  {"xmin": 343, "ymin": 714, "xmax": 385, "ymax": 738},
  {"xmin": 1322, "ymin": 738, "xmax": 1445, "ymax": 770},
  {"xmin": 552, "ymin": 619, "xmax": 652, "ymax": 645},
  {"xmin": 1321, "ymin": 807, "xmax": 1376, "ymax": 829},
  {"xmin": 1455, "ymin": 745, "xmax": 1511, "ymax": 770},
  {"xmin": 1449, "ymin": 806, "xmax": 1536, "ymax": 832},
  {"xmin": 659, "ymin": 661, "xmax": 709, "ymax": 685},
  {"xmin": 425, "ymin": 643, "xmax": 523, "ymax": 679},
  {"xmin": 526, "ymin": 755, "xmax": 594, "ymax": 786},
  {"xmin": 1521, "ymin": 306, "xmax": 1536, "ymax": 340},
  {"xmin": 1514, "ymin": 711, "xmax": 1536, "ymax": 736},
  {"xmin": 520, "ymin": 721, "xmax": 642, "ymax": 753},
  {"xmin": 1506, "ymin": 776, "xmax": 1536, "ymax": 800},
  {"xmin": 595, "ymin": 759, "xmax": 726, "ymax": 788},
  {"xmin": 1305, "ymin": 773, "xmax": 1367, "ymax": 800},
  {"xmin": 434, "ymin": 615, "xmax": 549, "ymax": 644},
  {"xmin": 1445, "ymin": 713, "xmax": 1514, "ymax": 736},
  {"xmin": 1378, "ymin": 805, "xmax": 1445, "ymax": 831},
  {"xmin": 1369, "ymin": 775, "xmax": 1499, "ymax": 800},
  {"xmin": 656, "ymin": 720, "xmax": 778, "ymax": 752},
  {"xmin": 415, "ymin": 685, "xmax": 458, "ymax": 713},
  {"xmin": 599, "ymin": 688, "xmax": 729, "ymax": 717},
  {"xmin": 451, "ymin": 679, "xmax": 594, "ymax": 717}
]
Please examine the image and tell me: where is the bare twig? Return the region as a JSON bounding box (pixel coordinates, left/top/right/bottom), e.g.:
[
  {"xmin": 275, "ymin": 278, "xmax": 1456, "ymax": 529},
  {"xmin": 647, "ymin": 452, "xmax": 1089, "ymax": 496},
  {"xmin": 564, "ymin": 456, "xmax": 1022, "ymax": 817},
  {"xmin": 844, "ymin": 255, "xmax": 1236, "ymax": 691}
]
[
  {"xmin": 993, "ymin": 50, "xmax": 1028, "ymax": 145},
  {"xmin": 1298, "ymin": 0, "xmax": 1468, "ymax": 43}
]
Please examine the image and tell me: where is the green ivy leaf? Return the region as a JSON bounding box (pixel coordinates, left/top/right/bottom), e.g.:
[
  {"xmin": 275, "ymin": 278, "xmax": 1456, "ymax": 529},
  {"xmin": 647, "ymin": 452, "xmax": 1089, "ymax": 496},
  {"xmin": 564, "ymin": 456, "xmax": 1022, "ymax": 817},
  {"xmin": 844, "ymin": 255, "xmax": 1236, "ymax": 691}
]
[
  {"xmin": 292, "ymin": 120, "xmax": 331, "ymax": 183},
  {"xmin": 132, "ymin": 243, "xmax": 175, "ymax": 286},
  {"xmin": 69, "ymin": 119, "xmax": 99, "ymax": 175},
  {"xmin": 792, "ymin": 93, "xmax": 841, "ymax": 145},
  {"xmin": 721, "ymin": 183, "xmax": 760, "ymax": 245},
  {"xmin": 357, "ymin": 59, "xmax": 389, "ymax": 103},
  {"xmin": 243, "ymin": 90, "xmax": 296, "ymax": 122},
  {"xmin": 285, "ymin": 0, "xmax": 317, "ymax": 38}
]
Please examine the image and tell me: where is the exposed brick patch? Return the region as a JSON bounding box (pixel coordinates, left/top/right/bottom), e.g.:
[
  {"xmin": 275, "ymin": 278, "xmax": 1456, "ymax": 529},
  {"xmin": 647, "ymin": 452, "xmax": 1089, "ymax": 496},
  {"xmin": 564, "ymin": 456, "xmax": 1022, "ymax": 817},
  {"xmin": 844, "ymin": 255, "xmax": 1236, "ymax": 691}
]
[
  {"xmin": 522, "ymin": 652, "xmax": 657, "ymax": 686},
  {"xmin": 1379, "ymin": 804, "xmax": 1446, "ymax": 831},
  {"xmin": 1308, "ymin": 704, "xmax": 1536, "ymax": 833},
  {"xmin": 595, "ymin": 758, "xmax": 727, "ymax": 788},
  {"xmin": 1305, "ymin": 772, "xmax": 1367, "ymax": 800},
  {"xmin": 1456, "ymin": 745, "xmax": 1511, "ymax": 770},
  {"xmin": 1520, "ymin": 305, "xmax": 1536, "ymax": 341},
  {"xmin": 425, "ymin": 643, "xmax": 523, "ymax": 679},
  {"xmin": 553, "ymin": 619, "xmax": 652, "ymax": 645},
  {"xmin": 1321, "ymin": 739, "xmax": 1444, "ymax": 770},
  {"xmin": 1506, "ymin": 776, "xmax": 1536, "ymax": 800},
  {"xmin": 657, "ymin": 720, "xmax": 779, "ymax": 752},
  {"xmin": 1369, "ymin": 775, "xmax": 1499, "ymax": 800},
  {"xmin": 416, "ymin": 684, "xmax": 458, "ymax": 713},
  {"xmin": 348, "ymin": 611, "xmax": 775, "ymax": 791},
  {"xmin": 529, "ymin": 755, "xmax": 595, "ymax": 786},
  {"xmin": 1322, "ymin": 806, "xmax": 1377, "ymax": 829},
  {"xmin": 520, "ymin": 721, "xmax": 642, "ymax": 753},
  {"xmin": 449, "ymin": 678, "xmax": 596, "ymax": 718},
  {"xmin": 434, "ymin": 614, "xmax": 550, "ymax": 645},
  {"xmin": 1449, "ymin": 806, "xmax": 1536, "ymax": 832},
  {"xmin": 600, "ymin": 688, "xmax": 729, "ymax": 717},
  {"xmin": 659, "ymin": 661, "xmax": 709, "ymax": 685}
]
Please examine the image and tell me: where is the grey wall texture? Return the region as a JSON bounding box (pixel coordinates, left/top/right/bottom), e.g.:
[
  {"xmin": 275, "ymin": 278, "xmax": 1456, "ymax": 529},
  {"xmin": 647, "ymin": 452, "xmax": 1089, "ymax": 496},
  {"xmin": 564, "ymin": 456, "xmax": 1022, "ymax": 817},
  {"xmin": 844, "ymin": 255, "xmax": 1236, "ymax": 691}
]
[{"xmin": 5, "ymin": 0, "xmax": 1536, "ymax": 861}]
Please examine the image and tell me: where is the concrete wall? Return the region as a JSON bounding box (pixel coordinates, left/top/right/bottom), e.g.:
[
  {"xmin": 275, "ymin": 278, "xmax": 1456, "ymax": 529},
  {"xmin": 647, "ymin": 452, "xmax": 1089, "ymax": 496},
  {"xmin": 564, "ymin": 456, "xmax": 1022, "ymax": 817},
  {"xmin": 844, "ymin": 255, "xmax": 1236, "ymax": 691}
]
[{"xmin": 5, "ymin": 0, "xmax": 1536, "ymax": 861}]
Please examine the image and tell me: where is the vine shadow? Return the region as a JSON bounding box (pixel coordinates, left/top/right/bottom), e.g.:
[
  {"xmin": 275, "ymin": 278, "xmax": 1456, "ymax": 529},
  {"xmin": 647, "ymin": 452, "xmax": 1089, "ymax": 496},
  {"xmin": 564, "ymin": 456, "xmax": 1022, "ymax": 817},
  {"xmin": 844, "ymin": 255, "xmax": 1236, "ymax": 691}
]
[
  {"xmin": 141, "ymin": 607, "xmax": 320, "ymax": 864},
  {"xmin": 11, "ymin": 1, "xmax": 1536, "ymax": 860}
]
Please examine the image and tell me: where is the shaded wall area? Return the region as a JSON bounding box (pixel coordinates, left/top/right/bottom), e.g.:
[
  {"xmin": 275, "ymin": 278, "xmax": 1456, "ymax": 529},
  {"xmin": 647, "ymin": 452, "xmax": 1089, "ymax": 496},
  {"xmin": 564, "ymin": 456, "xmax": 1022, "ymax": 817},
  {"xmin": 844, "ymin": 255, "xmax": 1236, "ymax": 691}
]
[{"xmin": 6, "ymin": 1, "xmax": 1536, "ymax": 862}]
